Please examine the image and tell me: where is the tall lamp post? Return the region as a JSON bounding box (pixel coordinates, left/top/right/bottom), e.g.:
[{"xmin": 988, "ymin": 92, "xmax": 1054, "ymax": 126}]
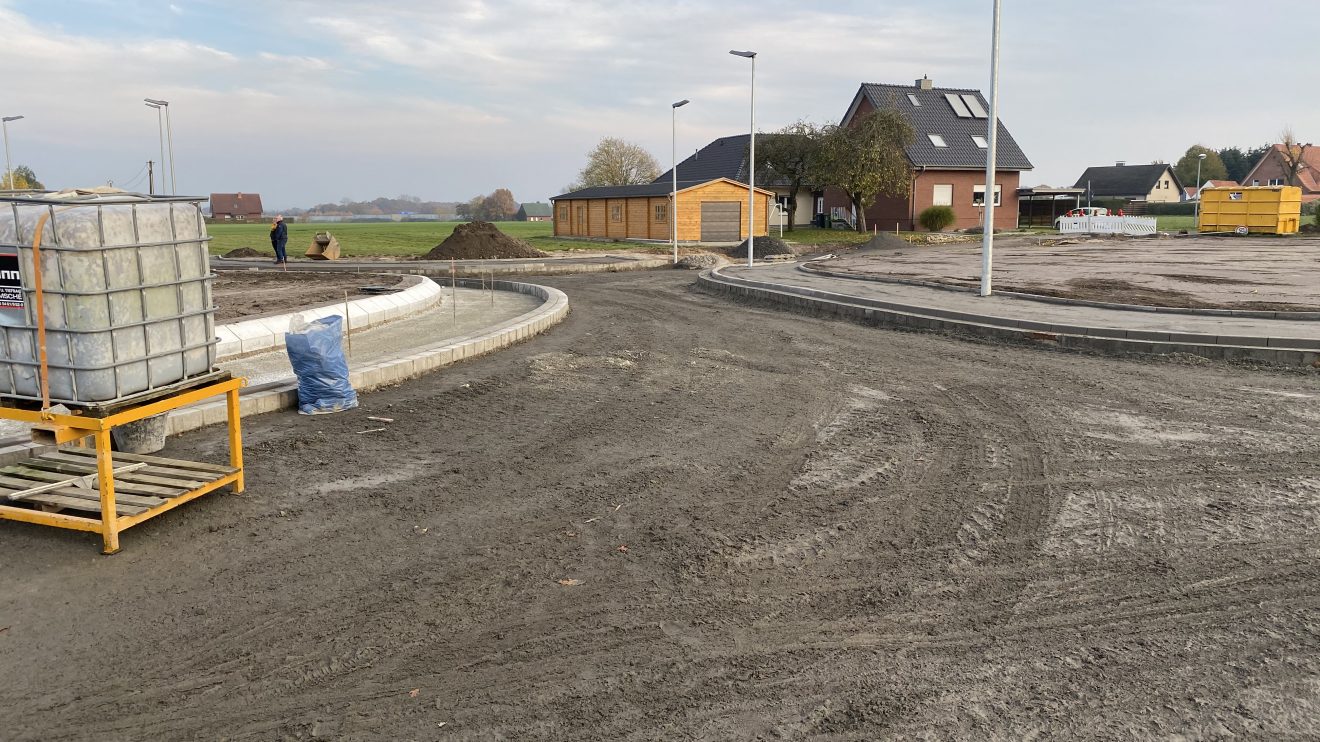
[
  {"xmin": 1194, "ymin": 152, "xmax": 1206, "ymax": 226},
  {"xmin": 671, "ymin": 99, "xmax": 690, "ymax": 264},
  {"xmin": 979, "ymin": 0, "xmax": 1002, "ymax": 297},
  {"xmin": 730, "ymin": 50, "xmax": 756, "ymax": 267},
  {"xmin": 144, "ymin": 99, "xmax": 175, "ymax": 194},
  {"xmin": 1, "ymin": 115, "xmax": 24, "ymax": 190}
]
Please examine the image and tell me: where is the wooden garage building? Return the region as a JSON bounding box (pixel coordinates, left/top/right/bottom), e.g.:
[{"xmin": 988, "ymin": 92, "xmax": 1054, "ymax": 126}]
[{"xmin": 551, "ymin": 178, "xmax": 772, "ymax": 242}]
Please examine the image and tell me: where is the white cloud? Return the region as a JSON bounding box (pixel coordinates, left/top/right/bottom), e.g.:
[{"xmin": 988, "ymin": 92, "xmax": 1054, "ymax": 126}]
[{"xmin": 2, "ymin": 0, "xmax": 1318, "ymax": 207}]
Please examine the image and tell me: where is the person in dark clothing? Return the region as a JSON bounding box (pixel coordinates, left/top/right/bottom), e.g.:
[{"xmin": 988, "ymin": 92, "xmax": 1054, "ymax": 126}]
[{"xmin": 270, "ymin": 215, "xmax": 288, "ymax": 265}]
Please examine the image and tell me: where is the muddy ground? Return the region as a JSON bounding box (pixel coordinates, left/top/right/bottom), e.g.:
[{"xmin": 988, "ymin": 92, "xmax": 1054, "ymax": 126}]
[
  {"xmin": 822, "ymin": 234, "xmax": 1320, "ymax": 310},
  {"xmin": 213, "ymin": 271, "xmax": 405, "ymax": 322},
  {"xmin": 3, "ymin": 271, "xmax": 1320, "ymax": 740}
]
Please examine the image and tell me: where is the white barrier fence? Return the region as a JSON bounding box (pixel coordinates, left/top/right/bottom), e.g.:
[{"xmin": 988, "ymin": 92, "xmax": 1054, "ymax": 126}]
[{"xmin": 1056, "ymin": 216, "xmax": 1158, "ymax": 236}]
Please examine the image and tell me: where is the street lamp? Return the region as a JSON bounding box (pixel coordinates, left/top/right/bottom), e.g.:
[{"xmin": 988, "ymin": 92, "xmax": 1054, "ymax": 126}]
[
  {"xmin": 144, "ymin": 98, "xmax": 175, "ymax": 194},
  {"xmin": 730, "ymin": 50, "xmax": 756, "ymax": 267},
  {"xmin": 1, "ymin": 115, "xmax": 24, "ymax": 190},
  {"xmin": 1194, "ymin": 152, "xmax": 1207, "ymax": 225},
  {"xmin": 979, "ymin": 0, "xmax": 1002, "ymax": 297},
  {"xmin": 671, "ymin": 99, "xmax": 690, "ymax": 265}
]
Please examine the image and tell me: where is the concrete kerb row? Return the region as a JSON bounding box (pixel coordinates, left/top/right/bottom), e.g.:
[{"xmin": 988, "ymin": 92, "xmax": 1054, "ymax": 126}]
[
  {"xmin": 165, "ymin": 278, "xmax": 569, "ymax": 435},
  {"xmin": 215, "ymin": 274, "xmax": 444, "ymax": 359},
  {"xmin": 699, "ymin": 266, "xmax": 1320, "ymax": 367},
  {"xmin": 799, "ymin": 261, "xmax": 1320, "ymax": 321}
]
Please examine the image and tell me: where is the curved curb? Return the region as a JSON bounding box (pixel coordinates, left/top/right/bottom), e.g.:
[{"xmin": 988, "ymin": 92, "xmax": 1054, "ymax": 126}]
[
  {"xmin": 212, "ymin": 254, "xmax": 670, "ymax": 278},
  {"xmin": 164, "ymin": 278, "xmax": 568, "ymax": 435},
  {"xmin": 215, "ymin": 274, "xmax": 443, "ymax": 359},
  {"xmin": 799, "ymin": 261, "xmax": 1320, "ymax": 321},
  {"xmin": 698, "ymin": 267, "xmax": 1319, "ymax": 367}
]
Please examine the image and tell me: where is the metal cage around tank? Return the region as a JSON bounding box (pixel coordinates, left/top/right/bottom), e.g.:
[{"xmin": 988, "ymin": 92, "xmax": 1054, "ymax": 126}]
[{"xmin": 0, "ymin": 192, "xmax": 218, "ymax": 407}]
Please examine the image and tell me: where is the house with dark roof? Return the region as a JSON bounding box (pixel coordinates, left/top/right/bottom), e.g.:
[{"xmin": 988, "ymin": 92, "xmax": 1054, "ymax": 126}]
[
  {"xmin": 515, "ymin": 202, "xmax": 553, "ymax": 221},
  {"xmin": 654, "ymin": 134, "xmax": 818, "ymax": 229},
  {"xmin": 209, "ymin": 192, "xmax": 264, "ymax": 221},
  {"xmin": 550, "ymin": 178, "xmax": 773, "ymax": 243},
  {"xmin": 1072, "ymin": 164, "xmax": 1182, "ymax": 207},
  {"xmin": 1240, "ymin": 143, "xmax": 1320, "ymax": 204},
  {"xmin": 825, "ymin": 77, "xmax": 1034, "ymax": 231}
]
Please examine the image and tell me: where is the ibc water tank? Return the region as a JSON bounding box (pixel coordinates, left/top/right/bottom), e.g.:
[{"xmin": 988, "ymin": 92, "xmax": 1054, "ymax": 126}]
[{"xmin": 0, "ymin": 190, "xmax": 217, "ymax": 405}]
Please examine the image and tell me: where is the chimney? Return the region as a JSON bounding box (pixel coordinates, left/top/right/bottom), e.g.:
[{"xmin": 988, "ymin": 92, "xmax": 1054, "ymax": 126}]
[
  {"xmin": 1115, "ymin": 161, "xmax": 1126, "ymax": 167},
  {"xmin": 916, "ymin": 75, "xmax": 933, "ymax": 91}
]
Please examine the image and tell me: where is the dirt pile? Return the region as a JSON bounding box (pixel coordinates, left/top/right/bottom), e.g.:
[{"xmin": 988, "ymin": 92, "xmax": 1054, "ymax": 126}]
[
  {"xmin": 223, "ymin": 247, "xmax": 267, "ymax": 258},
  {"xmin": 424, "ymin": 221, "xmax": 547, "ymax": 260},
  {"xmin": 859, "ymin": 233, "xmax": 912, "ymax": 251},
  {"xmin": 674, "ymin": 254, "xmax": 721, "ymax": 270},
  {"xmin": 732, "ymin": 236, "xmax": 793, "ymax": 259}
]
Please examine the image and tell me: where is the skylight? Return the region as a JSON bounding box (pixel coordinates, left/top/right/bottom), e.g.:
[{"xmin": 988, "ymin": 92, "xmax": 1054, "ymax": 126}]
[
  {"xmin": 928, "ymin": 134, "xmax": 948, "ymax": 147},
  {"xmin": 907, "ymin": 94, "xmax": 921, "ymax": 106},
  {"xmin": 971, "ymin": 135, "xmax": 988, "ymax": 148}
]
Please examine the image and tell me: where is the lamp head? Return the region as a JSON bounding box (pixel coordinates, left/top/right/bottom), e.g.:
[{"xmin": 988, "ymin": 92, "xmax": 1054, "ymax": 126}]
[
  {"xmin": 144, "ymin": 98, "xmax": 169, "ymax": 107},
  {"xmin": 1, "ymin": 116, "xmax": 23, "ymax": 123},
  {"xmin": 1198, "ymin": 153, "xmax": 1206, "ymax": 160},
  {"xmin": 728, "ymin": 50, "xmax": 756, "ymax": 58},
  {"xmin": 672, "ymin": 99, "xmax": 690, "ymax": 109}
]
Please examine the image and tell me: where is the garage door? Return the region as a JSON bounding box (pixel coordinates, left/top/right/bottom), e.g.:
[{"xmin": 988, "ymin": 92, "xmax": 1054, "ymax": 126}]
[{"xmin": 700, "ymin": 202, "xmax": 742, "ymax": 242}]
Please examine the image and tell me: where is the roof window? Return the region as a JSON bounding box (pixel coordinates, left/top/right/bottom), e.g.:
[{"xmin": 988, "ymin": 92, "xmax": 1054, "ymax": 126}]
[
  {"xmin": 944, "ymin": 93, "xmax": 973, "ymax": 118},
  {"xmin": 928, "ymin": 134, "xmax": 948, "ymax": 147},
  {"xmin": 907, "ymin": 94, "xmax": 921, "ymax": 106},
  {"xmin": 961, "ymin": 95, "xmax": 988, "ymax": 118},
  {"xmin": 971, "ymin": 135, "xmax": 988, "ymax": 148}
]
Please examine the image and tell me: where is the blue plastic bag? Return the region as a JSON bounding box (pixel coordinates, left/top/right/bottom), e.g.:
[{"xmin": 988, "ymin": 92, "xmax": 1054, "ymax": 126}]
[{"xmin": 285, "ymin": 315, "xmax": 358, "ymax": 415}]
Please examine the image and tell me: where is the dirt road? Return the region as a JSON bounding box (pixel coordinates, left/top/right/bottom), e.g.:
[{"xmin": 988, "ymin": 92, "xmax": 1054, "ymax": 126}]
[{"xmin": 3, "ymin": 271, "xmax": 1320, "ymax": 740}]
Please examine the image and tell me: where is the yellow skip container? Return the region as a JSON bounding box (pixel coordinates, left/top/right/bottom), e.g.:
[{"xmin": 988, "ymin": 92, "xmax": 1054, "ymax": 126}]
[{"xmin": 1199, "ymin": 185, "xmax": 1302, "ymax": 235}]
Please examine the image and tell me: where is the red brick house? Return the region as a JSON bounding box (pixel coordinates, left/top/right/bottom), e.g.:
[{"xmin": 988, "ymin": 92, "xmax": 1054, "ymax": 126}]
[
  {"xmin": 209, "ymin": 192, "xmax": 264, "ymax": 221},
  {"xmin": 824, "ymin": 78, "xmax": 1033, "ymax": 231},
  {"xmin": 1241, "ymin": 144, "xmax": 1320, "ymax": 205}
]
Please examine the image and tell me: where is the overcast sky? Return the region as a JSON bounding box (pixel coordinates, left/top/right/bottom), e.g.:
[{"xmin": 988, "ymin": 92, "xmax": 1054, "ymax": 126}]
[{"xmin": 4, "ymin": 0, "xmax": 1316, "ymax": 209}]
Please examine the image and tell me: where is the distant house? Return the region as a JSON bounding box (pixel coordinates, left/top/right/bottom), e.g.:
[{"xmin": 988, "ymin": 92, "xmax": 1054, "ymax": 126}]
[
  {"xmin": 1241, "ymin": 144, "xmax": 1320, "ymax": 204},
  {"xmin": 516, "ymin": 202, "xmax": 553, "ymax": 221},
  {"xmin": 209, "ymin": 193, "xmax": 264, "ymax": 221},
  {"xmin": 1185, "ymin": 179, "xmax": 1239, "ymax": 201},
  {"xmin": 1072, "ymin": 163, "xmax": 1182, "ymax": 207},
  {"xmin": 824, "ymin": 78, "xmax": 1034, "ymax": 231},
  {"xmin": 654, "ymin": 134, "xmax": 818, "ymax": 229},
  {"xmin": 551, "ymin": 178, "xmax": 773, "ymax": 243}
]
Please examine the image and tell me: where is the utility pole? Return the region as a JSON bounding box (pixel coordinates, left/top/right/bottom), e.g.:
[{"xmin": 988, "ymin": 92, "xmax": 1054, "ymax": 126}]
[{"xmin": 147, "ymin": 160, "xmax": 155, "ymax": 195}]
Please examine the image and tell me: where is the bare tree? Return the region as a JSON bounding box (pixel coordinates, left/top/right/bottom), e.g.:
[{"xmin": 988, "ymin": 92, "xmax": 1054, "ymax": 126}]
[
  {"xmin": 752, "ymin": 122, "xmax": 825, "ymax": 232},
  {"xmin": 571, "ymin": 137, "xmax": 661, "ymax": 189},
  {"xmin": 1278, "ymin": 127, "xmax": 1311, "ymax": 187},
  {"xmin": 816, "ymin": 110, "xmax": 915, "ymax": 232}
]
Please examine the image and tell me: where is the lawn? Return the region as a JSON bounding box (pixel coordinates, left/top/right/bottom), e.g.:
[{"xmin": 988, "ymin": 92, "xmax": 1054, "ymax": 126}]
[
  {"xmin": 205, "ymin": 220, "xmax": 620, "ymax": 258},
  {"xmin": 1155, "ymin": 215, "xmax": 1197, "ymax": 231}
]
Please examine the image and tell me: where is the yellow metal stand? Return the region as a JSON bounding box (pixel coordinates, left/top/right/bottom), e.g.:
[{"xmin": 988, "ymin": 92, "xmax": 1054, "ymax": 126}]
[{"xmin": 0, "ymin": 377, "xmax": 245, "ymax": 554}]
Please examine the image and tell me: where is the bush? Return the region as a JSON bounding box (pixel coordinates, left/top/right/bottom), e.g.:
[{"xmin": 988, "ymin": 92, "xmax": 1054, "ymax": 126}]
[
  {"xmin": 918, "ymin": 205, "xmax": 956, "ymax": 232},
  {"xmin": 1145, "ymin": 202, "xmax": 1198, "ymax": 216}
]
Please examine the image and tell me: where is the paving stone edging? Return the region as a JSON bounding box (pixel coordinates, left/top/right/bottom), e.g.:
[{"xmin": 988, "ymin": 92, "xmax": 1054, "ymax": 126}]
[
  {"xmin": 216, "ymin": 274, "xmax": 444, "ymax": 359},
  {"xmin": 698, "ymin": 267, "xmax": 1320, "ymax": 367},
  {"xmin": 799, "ymin": 261, "xmax": 1320, "ymax": 321},
  {"xmin": 166, "ymin": 278, "xmax": 568, "ymax": 435}
]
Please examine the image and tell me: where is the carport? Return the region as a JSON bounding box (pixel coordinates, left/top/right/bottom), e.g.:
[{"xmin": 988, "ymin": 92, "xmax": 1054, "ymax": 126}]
[{"xmin": 1017, "ymin": 186, "xmax": 1085, "ymax": 227}]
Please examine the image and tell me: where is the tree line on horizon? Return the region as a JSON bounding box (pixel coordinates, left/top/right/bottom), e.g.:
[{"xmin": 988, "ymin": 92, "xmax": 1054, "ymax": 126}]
[{"xmin": 1173, "ymin": 128, "xmax": 1310, "ymax": 189}]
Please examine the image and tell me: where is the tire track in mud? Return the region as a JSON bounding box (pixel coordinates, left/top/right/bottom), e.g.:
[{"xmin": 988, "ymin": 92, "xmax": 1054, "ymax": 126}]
[{"xmin": 5, "ymin": 271, "xmax": 1320, "ymax": 740}]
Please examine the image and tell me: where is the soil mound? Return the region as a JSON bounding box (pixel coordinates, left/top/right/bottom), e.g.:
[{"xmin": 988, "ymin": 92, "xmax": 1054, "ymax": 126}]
[
  {"xmin": 674, "ymin": 254, "xmax": 721, "ymax": 270},
  {"xmin": 223, "ymin": 247, "xmax": 267, "ymax": 258},
  {"xmin": 732, "ymin": 236, "xmax": 793, "ymax": 259},
  {"xmin": 424, "ymin": 221, "xmax": 547, "ymax": 260},
  {"xmin": 858, "ymin": 233, "xmax": 911, "ymax": 251}
]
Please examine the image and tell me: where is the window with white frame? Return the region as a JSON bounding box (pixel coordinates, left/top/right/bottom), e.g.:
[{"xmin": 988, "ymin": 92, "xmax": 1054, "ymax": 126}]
[
  {"xmin": 928, "ymin": 134, "xmax": 948, "ymax": 147},
  {"xmin": 932, "ymin": 184, "xmax": 953, "ymax": 206},
  {"xmin": 815, "ymin": 196, "xmax": 824, "ymax": 214},
  {"xmin": 972, "ymin": 184, "xmax": 1002, "ymax": 207},
  {"xmin": 1267, "ymin": 178, "xmax": 1284, "ymax": 186}
]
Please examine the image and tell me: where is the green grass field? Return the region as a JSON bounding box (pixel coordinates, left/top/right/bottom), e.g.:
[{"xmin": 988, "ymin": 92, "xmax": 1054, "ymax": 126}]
[{"xmin": 205, "ymin": 220, "xmax": 622, "ymax": 257}]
